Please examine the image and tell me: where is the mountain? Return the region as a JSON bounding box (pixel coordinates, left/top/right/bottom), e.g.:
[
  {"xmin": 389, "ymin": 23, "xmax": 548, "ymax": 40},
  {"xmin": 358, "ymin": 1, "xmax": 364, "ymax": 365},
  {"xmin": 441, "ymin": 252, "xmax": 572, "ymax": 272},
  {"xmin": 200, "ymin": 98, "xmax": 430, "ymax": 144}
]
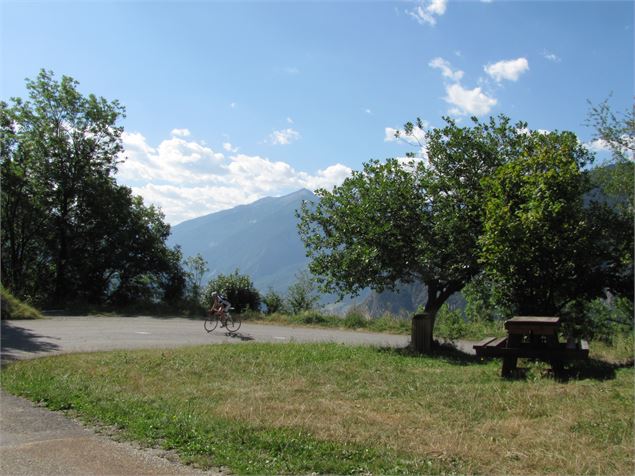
[{"xmin": 168, "ymin": 189, "xmax": 315, "ymax": 292}]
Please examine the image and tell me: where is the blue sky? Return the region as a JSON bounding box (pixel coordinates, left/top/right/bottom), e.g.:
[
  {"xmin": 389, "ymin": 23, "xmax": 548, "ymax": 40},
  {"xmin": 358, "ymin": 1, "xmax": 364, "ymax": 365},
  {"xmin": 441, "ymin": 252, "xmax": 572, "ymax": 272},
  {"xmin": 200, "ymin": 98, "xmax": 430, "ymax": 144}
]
[{"xmin": 2, "ymin": 0, "xmax": 633, "ymax": 224}]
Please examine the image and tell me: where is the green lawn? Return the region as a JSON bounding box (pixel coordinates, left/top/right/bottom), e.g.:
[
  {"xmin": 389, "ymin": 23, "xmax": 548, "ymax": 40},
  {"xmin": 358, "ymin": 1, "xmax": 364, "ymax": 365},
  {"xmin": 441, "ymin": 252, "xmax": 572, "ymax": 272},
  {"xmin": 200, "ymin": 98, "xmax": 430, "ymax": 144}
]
[{"xmin": 2, "ymin": 343, "xmax": 633, "ymax": 475}]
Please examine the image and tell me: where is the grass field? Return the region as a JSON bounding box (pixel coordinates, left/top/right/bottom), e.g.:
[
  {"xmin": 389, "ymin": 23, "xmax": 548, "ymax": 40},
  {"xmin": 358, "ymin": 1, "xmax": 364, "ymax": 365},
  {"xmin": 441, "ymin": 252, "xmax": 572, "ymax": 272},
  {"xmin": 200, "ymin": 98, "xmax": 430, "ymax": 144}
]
[{"xmin": 2, "ymin": 342, "xmax": 633, "ymax": 475}]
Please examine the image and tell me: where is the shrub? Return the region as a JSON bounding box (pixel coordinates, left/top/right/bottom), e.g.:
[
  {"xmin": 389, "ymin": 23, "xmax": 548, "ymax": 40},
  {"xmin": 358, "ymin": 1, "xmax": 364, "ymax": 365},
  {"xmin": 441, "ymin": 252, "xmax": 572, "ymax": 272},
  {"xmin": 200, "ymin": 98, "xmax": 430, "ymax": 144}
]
[
  {"xmin": 562, "ymin": 296, "xmax": 634, "ymax": 344},
  {"xmin": 262, "ymin": 288, "xmax": 285, "ymax": 315},
  {"xmin": 298, "ymin": 310, "xmax": 329, "ymax": 325},
  {"xmin": 1, "ymin": 286, "xmax": 43, "ymax": 320},
  {"xmin": 202, "ymin": 270, "xmax": 260, "ymax": 313},
  {"xmin": 343, "ymin": 310, "xmax": 368, "ymax": 329},
  {"xmin": 435, "ymin": 304, "xmax": 468, "ymax": 341},
  {"xmin": 286, "ymin": 271, "xmax": 319, "ymax": 314}
]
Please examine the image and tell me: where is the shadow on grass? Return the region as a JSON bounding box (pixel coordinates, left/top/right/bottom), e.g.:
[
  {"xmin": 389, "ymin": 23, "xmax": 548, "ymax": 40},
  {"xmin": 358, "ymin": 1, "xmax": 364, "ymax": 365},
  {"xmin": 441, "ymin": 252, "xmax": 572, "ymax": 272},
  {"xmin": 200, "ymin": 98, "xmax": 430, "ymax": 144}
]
[
  {"xmin": 496, "ymin": 358, "xmax": 631, "ymax": 382},
  {"xmin": 378, "ymin": 340, "xmax": 632, "ymax": 382},
  {"xmin": 0, "ymin": 320, "xmax": 61, "ymax": 365},
  {"xmin": 377, "ymin": 340, "xmax": 484, "ymax": 366},
  {"xmin": 557, "ymin": 358, "xmax": 633, "ymax": 382}
]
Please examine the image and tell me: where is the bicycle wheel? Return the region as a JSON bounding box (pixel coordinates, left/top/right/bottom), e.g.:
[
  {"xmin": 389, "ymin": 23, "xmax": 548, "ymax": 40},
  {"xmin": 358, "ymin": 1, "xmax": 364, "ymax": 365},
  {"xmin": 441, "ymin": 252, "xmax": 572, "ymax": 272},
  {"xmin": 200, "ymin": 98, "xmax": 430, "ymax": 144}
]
[
  {"xmin": 225, "ymin": 314, "xmax": 241, "ymax": 332},
  {"xmin": 204, "ymin": 316, "xmax": 219, "ymax": 332}
]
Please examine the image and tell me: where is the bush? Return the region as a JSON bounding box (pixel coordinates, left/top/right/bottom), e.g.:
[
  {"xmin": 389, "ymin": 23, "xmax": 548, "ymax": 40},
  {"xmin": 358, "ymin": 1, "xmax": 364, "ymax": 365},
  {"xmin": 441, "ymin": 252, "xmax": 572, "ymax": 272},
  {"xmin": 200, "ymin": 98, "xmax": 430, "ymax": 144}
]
[
  {"xmin": 562, "ymin": 296, "xmax": 634, "ymax": 344},
  {"xmin": 202, "ymin": 270, "xmax": 260, "ymax": 313},
  {"xmin": 343, "ymin": 310, "xmax": 368, "ymax": 329},
  {"xmin": 435, "ymin": 304, "xmax": 468, "ymax": 341},
  {"xmin": 262, "ymin": 288, "xmax": 286, "ymax": 315},
  {"xmin": 286, "ymin": 271, "xmax": 319, "ymax": 314},
  {"xmin": 297, "ymin": 310, "xmax": 329, "ymax": 325},
  {"xmin": 1, "ymin": 286, "xmax": 43, "ymax": 320}
]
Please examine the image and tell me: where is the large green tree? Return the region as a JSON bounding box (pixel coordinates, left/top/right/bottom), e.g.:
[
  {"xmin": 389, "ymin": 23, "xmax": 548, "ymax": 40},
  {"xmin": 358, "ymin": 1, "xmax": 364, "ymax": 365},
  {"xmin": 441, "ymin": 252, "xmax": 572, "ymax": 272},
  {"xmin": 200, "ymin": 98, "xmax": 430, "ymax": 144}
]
[
  {"xmin": 478, "ymin": 131, "xmax": 595, "ymax": 315},
  {"xmin": 479, "ymin": 128, "xmax": 633, "ymax": 320},
  {"xmin": 1, "ymin": 70, "xmax": 185, "ymax": 306},
  {"xmin": 298, "ymin": 116, "xmax": 529, "ymax": 351}
]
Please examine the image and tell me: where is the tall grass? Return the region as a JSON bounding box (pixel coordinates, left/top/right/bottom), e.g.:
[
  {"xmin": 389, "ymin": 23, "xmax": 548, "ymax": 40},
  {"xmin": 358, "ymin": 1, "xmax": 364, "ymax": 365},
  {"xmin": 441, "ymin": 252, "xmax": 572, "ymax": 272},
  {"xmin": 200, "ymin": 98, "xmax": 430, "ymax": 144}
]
[{"xmin": 0, "ymin": 286, "xmax": 43, "ymax": 320}]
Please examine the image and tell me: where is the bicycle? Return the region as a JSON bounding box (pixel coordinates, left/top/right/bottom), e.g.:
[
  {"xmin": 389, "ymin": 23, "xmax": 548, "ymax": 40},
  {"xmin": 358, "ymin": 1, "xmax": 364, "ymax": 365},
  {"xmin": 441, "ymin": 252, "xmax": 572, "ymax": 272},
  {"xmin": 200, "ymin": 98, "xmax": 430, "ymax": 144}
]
[{"xmin": 204, "ymin": 307, "xmax": 241, "ymax": 333}]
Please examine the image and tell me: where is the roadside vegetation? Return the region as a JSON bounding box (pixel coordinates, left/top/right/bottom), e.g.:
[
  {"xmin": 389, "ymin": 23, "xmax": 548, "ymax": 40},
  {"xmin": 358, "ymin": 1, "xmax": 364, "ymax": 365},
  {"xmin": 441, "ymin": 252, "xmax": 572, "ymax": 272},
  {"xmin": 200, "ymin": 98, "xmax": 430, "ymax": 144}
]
[
  {"xmin": 2, "ymin": 343, "xmax": 632, "ymax": 475},
  {"xmin": 0, "ymin": 286, "xmax": 43, "ymax": 320}
]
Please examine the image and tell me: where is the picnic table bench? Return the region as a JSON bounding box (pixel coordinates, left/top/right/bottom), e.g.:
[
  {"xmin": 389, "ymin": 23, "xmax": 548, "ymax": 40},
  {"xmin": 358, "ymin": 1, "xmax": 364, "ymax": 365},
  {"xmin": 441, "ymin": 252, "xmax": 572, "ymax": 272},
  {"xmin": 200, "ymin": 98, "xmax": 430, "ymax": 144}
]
[{"xmin": 474, "ymin": 316, "xmax": 589, "ymax": 377}]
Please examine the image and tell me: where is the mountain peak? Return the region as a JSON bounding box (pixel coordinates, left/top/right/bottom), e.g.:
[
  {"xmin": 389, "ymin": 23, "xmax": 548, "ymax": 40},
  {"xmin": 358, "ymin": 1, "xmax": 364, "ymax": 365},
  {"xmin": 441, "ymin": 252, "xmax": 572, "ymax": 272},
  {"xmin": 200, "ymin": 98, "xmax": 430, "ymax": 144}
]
[
  {"xmin": 284, "ymin": 188, "xmax": 315, "ymax": 199},
  {"xmin": 168, "ymin": 188, "xmax": 317, "ymax": 292}
]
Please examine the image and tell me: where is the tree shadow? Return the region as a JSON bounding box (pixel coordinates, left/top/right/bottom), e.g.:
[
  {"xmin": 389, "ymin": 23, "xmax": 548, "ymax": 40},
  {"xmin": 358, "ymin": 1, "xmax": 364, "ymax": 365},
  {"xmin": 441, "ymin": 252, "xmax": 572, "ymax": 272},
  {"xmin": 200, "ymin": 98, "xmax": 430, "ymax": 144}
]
[
  {"xmin": 1, "ymin": 320, "xmax": 61, "ymax": 365},
  {"xmin": 376, "ymin": 340, "xmax": 630, "ymax": 382},
  {"xmin": 494, "ymin": 358, "xmax": 629, "ymax": 382},
  {"xmin": 555, "ymin": 358, "xmax": 632, "ymax": 382},
  {"xmin": 377, "ymin": 340, "xmax": 484, "ymax": 366}
]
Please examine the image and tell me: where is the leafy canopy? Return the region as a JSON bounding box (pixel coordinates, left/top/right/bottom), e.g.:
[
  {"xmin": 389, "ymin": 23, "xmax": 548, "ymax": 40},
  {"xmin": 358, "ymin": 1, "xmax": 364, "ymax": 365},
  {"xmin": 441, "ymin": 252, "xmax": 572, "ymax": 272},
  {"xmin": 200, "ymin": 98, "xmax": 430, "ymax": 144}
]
[
  {"xmin": 298, "ymin": 115, "xmax": 530, "ymax": 316},
  {"xmin": 1, "ymin": 70, "xmax": 185, "ymax": 306}
]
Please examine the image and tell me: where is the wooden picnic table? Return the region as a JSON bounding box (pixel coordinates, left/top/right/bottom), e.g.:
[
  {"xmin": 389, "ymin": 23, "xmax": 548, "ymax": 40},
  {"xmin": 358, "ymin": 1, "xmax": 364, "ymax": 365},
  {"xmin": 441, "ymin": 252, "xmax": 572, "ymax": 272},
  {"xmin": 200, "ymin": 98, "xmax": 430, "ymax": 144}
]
[{"xmin": 474, "ymin": 316, "xmax": 589, "ymax": 377}]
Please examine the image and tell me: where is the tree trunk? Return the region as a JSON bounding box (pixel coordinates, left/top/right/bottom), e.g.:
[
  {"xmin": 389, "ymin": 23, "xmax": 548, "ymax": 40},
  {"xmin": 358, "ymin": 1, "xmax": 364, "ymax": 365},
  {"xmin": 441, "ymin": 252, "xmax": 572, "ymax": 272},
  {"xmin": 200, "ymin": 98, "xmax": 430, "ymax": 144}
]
[
  {"xmin": 411, "ymin": 280, "xmax": 462, "ymax": 354},
  {"xmin": 411, "ymin": 311, "xmax": 436, "ymax": 354}
]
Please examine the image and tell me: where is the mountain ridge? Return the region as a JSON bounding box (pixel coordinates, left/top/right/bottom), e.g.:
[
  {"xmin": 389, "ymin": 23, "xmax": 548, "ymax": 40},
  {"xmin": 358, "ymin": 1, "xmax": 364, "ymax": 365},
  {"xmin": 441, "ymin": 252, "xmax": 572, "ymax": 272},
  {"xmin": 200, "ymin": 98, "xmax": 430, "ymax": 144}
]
[{"xmin": 168, "ymin": 189, "xmax": 315, "ymax": 292}]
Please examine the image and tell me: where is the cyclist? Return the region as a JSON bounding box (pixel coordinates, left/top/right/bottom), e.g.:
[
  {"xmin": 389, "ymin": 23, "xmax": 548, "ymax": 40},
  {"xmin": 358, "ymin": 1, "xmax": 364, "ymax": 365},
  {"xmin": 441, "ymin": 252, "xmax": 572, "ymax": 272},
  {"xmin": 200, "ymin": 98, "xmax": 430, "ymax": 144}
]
[{"xmin": 209, "ymin": 291, "xmax": 232, "ymax": 327}]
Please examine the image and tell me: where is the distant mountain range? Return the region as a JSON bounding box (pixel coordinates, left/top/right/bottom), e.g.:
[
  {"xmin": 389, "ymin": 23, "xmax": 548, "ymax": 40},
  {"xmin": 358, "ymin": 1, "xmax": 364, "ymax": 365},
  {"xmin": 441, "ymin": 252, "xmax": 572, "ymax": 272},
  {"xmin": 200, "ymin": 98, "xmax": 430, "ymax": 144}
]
[
  {"xmin": 168, "ymin": 189, "xmax": 315, "ymax": 293},
  {"xmin": 168, "ymin": 188, "xmax": 442, "ymax": 316}
]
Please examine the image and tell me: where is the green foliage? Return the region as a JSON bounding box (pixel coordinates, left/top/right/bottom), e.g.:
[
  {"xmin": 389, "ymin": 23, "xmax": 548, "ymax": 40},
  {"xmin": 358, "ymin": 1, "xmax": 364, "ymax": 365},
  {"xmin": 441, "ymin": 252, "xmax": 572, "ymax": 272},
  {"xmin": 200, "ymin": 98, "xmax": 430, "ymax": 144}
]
[
  {"xmin": 589, "ymin": 160, "xmax": 635, "ymax": 216},
  {"xmin": 479, "ymin": 130, "xmax": 600, "ymax": 315},
  {"xmin": 479, "ymin": 129, "xmax": 633, "ymax": 318},
  {"xmin": 1, "ymin": 70, "xmax": 184, "ymax": 307},
  {"xmin": 183, "ymin": 253, "xmax": 209, "ymax": 307},
  {"xmin": 586, "ymin": 97, "xmax": 634, "ymax": 164},
  {"xmin": 562, "ymin": 296, "xmax": 634, "ymax": 343},
  {"xmin": 462, "ymin": 273, "xmax": 513, "ymax": 323},
  {"xmin": 262, "ymin": 288, "xmax": 285, "ymax": 314},
  {"xmin": 286, "ymin": 270, "xmax": 319, "ymax": 314},
  {"xmin": 298, "ymin": 116, "xmax": 531, "ymax": 321},
  {"xmin": 435, "ymin": 305, "xmax": 468, "ymax": 341},
  {"xmin": 0, "ymin": 285, "xmax": 43, "ymax": 319},
  {"xmin": 342, "ymin": 309, "xmax": 369, "ymax": 329},
  {"xmin": 202, "ymin": 270, "xmax": 260, "ymax": 313}
]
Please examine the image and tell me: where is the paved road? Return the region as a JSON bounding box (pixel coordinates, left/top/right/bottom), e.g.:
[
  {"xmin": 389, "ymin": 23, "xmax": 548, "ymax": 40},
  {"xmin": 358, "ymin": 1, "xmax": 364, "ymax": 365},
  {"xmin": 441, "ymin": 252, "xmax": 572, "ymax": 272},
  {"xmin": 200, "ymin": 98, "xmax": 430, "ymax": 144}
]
[
  {"xmin": 1, "ymin": 316, "xmax": 412, "ymax": 362},
  {"xmin": 2, "ymin": 316, "xmax": 435, "ymax": 476}
]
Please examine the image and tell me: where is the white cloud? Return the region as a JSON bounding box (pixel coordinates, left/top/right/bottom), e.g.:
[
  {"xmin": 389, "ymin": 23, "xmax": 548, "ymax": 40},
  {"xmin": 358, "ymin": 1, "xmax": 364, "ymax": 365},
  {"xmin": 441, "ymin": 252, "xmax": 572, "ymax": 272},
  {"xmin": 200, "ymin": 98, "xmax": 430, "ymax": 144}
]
[
  {"xmin": 223, "ymin": 142, "xmax": 238, "ymax": 153},
  {"xmin": 584, "ymin": 138, "xmax": 612, "ymax": 153},
  {"xmin": 286, "ymin": 117, "xmax": 294, "ymax": 124},
  {"xmin": 445, "ymin": 83, "xmax": 497, "ymax": 116},
  {"xmin": 429, "ymin": 57, "xmax": 464, "ymax": 82},
  {"xmin": 542, "ymin": 50, "xmax": 561, "ymax": 63},
  {"xmin": 171, "ymin": 128, "xmax": 191, "ymax": 137},
  {"xmin": 117, "ymin": 131, "xmax": 351, "ymax": 224},
  {"xmin": 484, "ymin": 58, "xmax": 529, "ymax": 82},
  {"xmin": 364, "ymin": 108, "xmax": 372, "ymax": 115},
  {"xmin": 384, "ymin": 127, "xmax": 400, "ymax": 142},
  {"xmin": 583, "ymin": 136, "xmax": 633, "ymax": 156},
  {"xmin": 269, "ymin": 128, "xmax": 300, "ymax": 145},
  {"xmin": 408, "ymin": 0, "xmax": 447, "ymax": 26}
]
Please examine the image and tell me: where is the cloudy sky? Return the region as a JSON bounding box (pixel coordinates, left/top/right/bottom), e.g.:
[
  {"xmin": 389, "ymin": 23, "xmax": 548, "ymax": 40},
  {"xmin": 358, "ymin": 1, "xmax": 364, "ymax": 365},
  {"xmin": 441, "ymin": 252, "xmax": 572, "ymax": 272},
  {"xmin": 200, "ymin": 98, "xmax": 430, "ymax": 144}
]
[{"xmin": 2, "ymin": 0, "xmax": 633, "ymax": 224}]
